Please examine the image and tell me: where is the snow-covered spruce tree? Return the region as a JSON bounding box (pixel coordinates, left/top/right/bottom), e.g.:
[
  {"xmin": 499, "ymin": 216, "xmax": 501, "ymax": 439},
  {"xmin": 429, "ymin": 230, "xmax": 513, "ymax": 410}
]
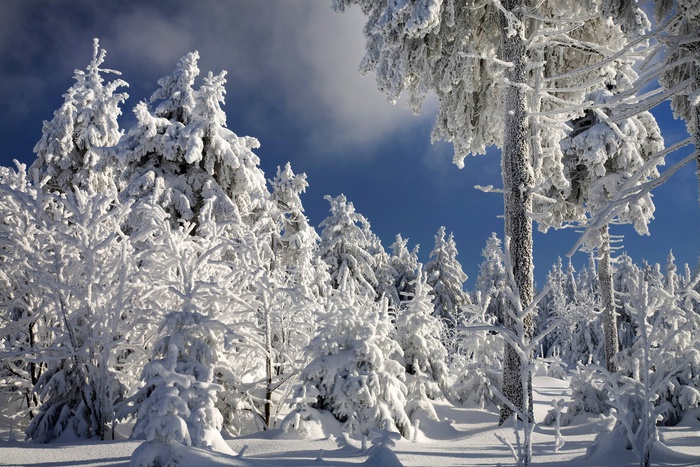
[
  {"xmin": 395, "ymin": 265, "xmax": 450, "ymax": 407},
  {"xmin": 287, "ymin": 290, "xmax": 413, "ymax": 439},
  {"xmin": 537, "ymin": 258, "xmax": 570, "ymax": 360},
  {"xmin": 31, "ymin": 39, "xmax": 127, "ymax": 195},
  {"xmin": 17, "ymin": 184, "xmax": 136, "ymax": 442},
  {"xmin": 538, "ymin": 256, "xmax": 604, "ymax": 367},
  {"xmin": 449, "ymin": 301, "xmax": 504, "ymax": 408},
  {"xmin": 388, "ymin": 234, "xmax": 421, "ymax": 308},
  {"xmin": 474, "ymin": 233, "xmax": 509, "ymax": 328},
  {"xmin": 112, "ymin": 51, "xmax": 267, "ymax": 233},
  {"xmin": 119, "ymin": 207, "xmax": 240, "ymax": 453},
  {"xmin": 561, "ymin": 262, "xmax": 604, "ymax": 366},
  {"xmin": 446, "ymin": 232, "xmax": 507, "ymax": 407},
  {"xmin": 613, "ymin": 253, "xmax": 638, "ymax": 351},
  {"xmin": 425, "ymin": 226, "xmax": 470, "ymax": 330},
  {"xmin": 372, "ymin": 236, "xmax": 401, "ymax": 315},
  {"xmin": 333, "ymin": 0, "xmax": 637, "ymax": 430},
  {"xmin": 269, "ymin": 162, "xmax": 327, "ymax": 298},
  {"xmin": 573, "ymin": 257, "xmax": 605, "ymax": 365},
  {"xmin": 537, "ymin": 76, "xmax": 665, "ymax": 372},
  {"xmin": 318, "ymin": 194, "xmax": 378, "ymax": 301}
]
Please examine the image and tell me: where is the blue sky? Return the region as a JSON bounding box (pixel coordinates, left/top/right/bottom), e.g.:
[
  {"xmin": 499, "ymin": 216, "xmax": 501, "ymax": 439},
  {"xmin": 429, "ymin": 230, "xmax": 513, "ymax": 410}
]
[{"xmin": 1, "ymin": 0, "xmax": 697, "ymax": 287}]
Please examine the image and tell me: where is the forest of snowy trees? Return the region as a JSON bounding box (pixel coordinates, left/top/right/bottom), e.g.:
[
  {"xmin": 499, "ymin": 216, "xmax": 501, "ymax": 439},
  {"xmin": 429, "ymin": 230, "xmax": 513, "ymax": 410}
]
[{"xmin": 1, "ymin": 0, "xmax": 699, "ymax": 466}]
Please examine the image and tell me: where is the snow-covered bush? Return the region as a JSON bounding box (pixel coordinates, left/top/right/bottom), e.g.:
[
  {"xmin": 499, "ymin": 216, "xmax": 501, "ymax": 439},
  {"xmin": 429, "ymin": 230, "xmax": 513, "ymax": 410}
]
[
  {"xmin": 288, "ymin": 291, "xmax": 413, "ymax": 439},
  {"xmin": 545, "ymin": 363, "xmax": 611, "ymax": 427}
]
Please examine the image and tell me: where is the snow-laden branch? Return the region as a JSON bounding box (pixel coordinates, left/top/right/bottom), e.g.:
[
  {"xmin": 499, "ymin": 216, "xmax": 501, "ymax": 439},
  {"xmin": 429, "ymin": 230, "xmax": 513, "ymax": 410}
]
[
  {"xmin": 606, "ymin": 55, "xmax": 697, "ymax": 109},
  {"xmin": 458, "ymin": 52, "xmax": 513, "ymax": 69},
  {"xmin": 541, "ymin": 13, "xmax": 683, "ymax": 85},
  {"xmin": 475, "ymin": 184, "xmax": 504, "ymax": 193},
  {"xmin": 611, "ymin": 78, "xmax": 693, "ymax": 123},
  {"xmin": 568, "ymin": 149, "xmax": 697, "ymax": 256}
]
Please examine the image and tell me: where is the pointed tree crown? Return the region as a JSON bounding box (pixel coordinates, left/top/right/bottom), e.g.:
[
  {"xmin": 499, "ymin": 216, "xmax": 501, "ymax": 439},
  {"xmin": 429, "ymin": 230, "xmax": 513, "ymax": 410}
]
[{"xmin": 32, "ymin": 38, "xmax": 128, "ymax": 194}]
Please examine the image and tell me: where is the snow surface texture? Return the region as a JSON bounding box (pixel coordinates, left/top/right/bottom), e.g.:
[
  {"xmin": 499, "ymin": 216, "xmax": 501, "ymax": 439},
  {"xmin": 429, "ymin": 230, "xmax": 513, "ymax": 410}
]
[{"xmin": 2, "ymin": 375, "xmax": 699, "ymax": 466}]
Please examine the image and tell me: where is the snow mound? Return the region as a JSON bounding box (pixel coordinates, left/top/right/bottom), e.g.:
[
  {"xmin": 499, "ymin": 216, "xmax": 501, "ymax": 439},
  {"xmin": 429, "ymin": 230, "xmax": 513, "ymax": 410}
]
[
  {"xmin": 365, "ymin": 445, "xmax": 403, "ymax": 466},
  {"xmin": 131, "ymin": 440, "xmax": 247, "ymax": 467}
]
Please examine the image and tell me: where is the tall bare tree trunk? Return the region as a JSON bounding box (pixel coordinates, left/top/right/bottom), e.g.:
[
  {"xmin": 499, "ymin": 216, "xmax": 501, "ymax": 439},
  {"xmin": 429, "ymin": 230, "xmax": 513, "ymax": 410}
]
[
  {"xmin": 264, "ymin": 297, "xmax": 273, "ymax": 429},
  {"xmin": 599, "ymin": 225, "xmax": 618, "ymax": 373},
  {"xmin": 499, "ymin": 0, "xmax": 535, "ymax": 427}
]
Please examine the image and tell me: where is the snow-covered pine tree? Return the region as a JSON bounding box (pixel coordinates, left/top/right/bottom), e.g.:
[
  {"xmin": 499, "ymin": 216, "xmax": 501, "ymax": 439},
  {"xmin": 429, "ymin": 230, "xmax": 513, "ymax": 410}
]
[
  {"xmin": 333, "ymin": 1, "xmax": 638, "ymax": 431},
  {"xmin": 656, "ymin": 1, "xmax": 700, "ymax": 203},
  {"xmin": 31, "ymin": 39, "xmax": 127, "ymax": 195},
  {"xmin": 114, "ymin": 51, "xmax": 268, "ymax": 233},
  {"xmin": 318, "ymin": 194, "xmax": 378, "ymax": 301},
  {"xmin": 425, "ymin": 226, "xmax": 469, "ymax": 329}
]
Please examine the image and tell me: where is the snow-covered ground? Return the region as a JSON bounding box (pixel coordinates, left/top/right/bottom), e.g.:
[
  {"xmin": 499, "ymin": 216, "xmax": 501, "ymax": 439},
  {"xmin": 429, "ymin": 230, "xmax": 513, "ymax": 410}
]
[{"xmin": 2, "ymin": 376, "xmax": 699, "ymax": 466}]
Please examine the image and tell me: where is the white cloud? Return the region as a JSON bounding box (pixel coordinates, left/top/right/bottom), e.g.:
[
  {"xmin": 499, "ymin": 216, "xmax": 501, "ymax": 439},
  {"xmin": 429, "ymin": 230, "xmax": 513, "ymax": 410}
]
[
  {"xmin": 266, "ymin": 3, "xmax": 436, "ymax": 157},
  {"xmin": 106, "ymin": 2, "xmax": 438, "ymax": 160},
  {"xmin": 111, "ymin": 9, "xmax": 195, "ymax": 72},
  {"xmin": 0, "ymin": 1, "xmax": 439, "ymax": 164}
]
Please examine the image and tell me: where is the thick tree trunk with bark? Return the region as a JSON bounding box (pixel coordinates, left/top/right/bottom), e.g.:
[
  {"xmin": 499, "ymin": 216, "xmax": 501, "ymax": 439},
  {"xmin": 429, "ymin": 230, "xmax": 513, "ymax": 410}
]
[
  {"xmin": 599, "ymin": 225, "xmax": 619, "ymax": 373},
  {"xmin": 499, "ymin": 0, "xmax": 535, "ymax": 426},
  {"xmin": 694, "ymin": 65, "xmax": 700, "ymax": 209}
]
